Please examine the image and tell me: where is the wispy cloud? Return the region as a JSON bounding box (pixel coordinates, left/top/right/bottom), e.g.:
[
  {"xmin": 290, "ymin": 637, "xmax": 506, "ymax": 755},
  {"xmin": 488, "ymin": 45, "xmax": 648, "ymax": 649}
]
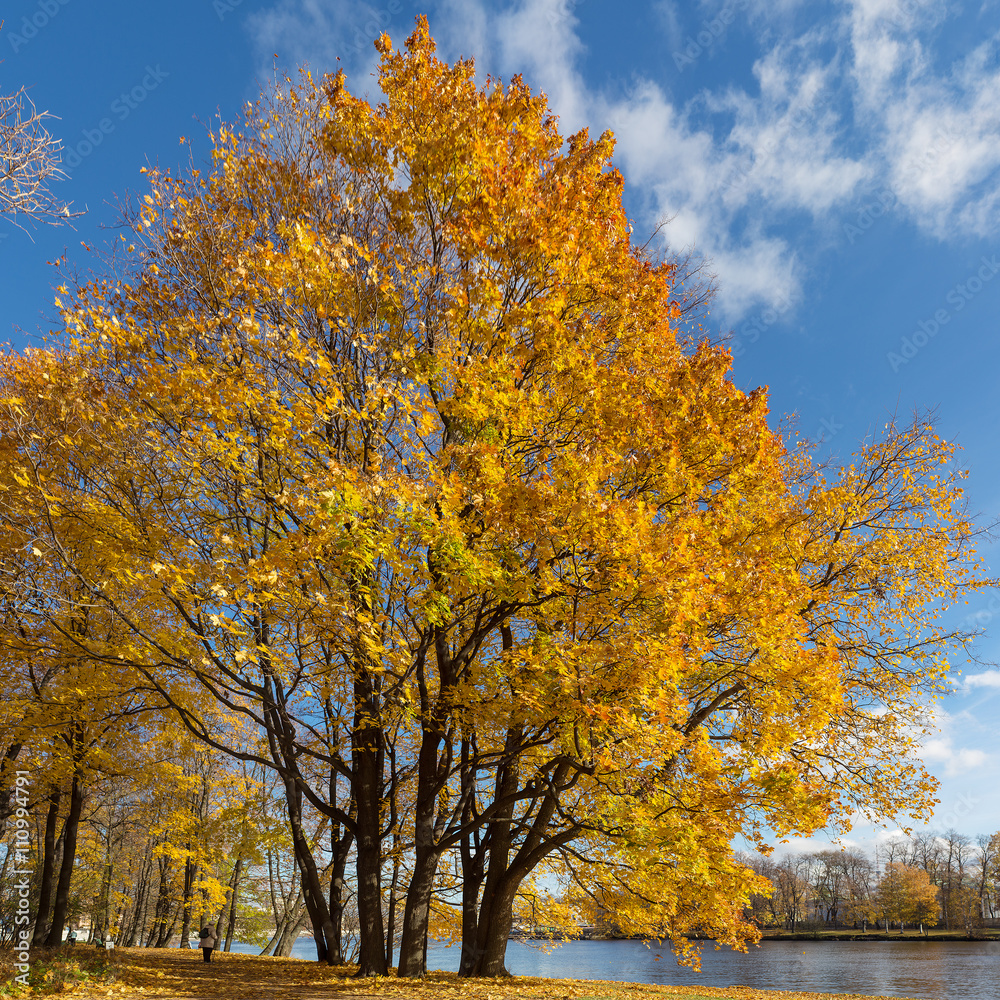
[
  {"xmin": 245, "ymin": 0, "xmax": 403, "ymax": 94},
  {"xmin": 963, "ymin": 669, "xmax": 1000, "ymax": 690},
  {"xmin": 915, "ymin": 707, "xmax": 989, "ymax": 778},
  {"xmin": 246, "ymin": 0, "xmax": 1000, "ymax": 319}
]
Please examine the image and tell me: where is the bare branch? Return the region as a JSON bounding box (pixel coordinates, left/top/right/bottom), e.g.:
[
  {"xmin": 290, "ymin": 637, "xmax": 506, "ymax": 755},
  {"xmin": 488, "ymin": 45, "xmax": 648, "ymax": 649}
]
[{"xmin": 0, "ymin": 71, "xmax": 82, "ymax": 230}]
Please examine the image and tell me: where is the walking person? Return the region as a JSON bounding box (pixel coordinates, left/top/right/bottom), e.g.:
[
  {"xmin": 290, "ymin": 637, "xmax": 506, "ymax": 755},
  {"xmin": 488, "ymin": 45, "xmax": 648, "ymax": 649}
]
[{"xmin": 198, "ymin": 924, "xmax": 217, "ymax": 963}]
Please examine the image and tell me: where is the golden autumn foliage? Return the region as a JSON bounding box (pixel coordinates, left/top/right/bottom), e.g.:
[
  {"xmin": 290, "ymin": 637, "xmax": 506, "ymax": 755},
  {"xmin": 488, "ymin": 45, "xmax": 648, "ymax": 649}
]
[
  {"xmin": 875, "ymin": 863, "xmax": 940, "ymax": 931},
  {"xmin": 0, "ymin": 16, "xmax": 985, "ymax": 978}
]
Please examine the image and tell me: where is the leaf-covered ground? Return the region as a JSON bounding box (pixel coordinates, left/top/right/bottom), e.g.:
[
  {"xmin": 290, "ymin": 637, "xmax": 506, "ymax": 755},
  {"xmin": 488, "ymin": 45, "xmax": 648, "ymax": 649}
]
[{"xmin": 22, "ymin": 948, "xmax": 925, "ymax": 1000}]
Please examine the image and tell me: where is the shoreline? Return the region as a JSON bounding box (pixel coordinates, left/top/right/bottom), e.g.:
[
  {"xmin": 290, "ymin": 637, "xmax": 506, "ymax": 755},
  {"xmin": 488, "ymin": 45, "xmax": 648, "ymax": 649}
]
[
  {"xmin": 758, "ymin": 931, "xmax": 998, "ymax": 942},
  {"xmin": 509, "ymin": 930, "xmax": 1000, "ymax": 944}
]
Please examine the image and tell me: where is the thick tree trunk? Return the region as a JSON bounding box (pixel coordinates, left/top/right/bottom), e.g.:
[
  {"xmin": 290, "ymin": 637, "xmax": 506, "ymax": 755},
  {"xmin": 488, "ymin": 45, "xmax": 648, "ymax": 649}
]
[
  {"xmin": 472, "ymin": 878, "xmax": 519, "ymax": 977},
  {"xmin": 150, "ymin": 858, "xmax": 175, "ymax": 947},
  {"xmin": 178, "ymin": 854, "xmax": 197, "ymax": 947},
  {"xmin": 32, "ymin": 787, "xmax": 61, "ymax": 945},
  {"xmin": 44, "ymin": 767, "xmax": 83, "ymax": 947},
  {"xmin": 352, "ymin": 672, "xmax": 388, "ymax": 976},
  {"xmin": 284, "ymin": 775, "xmax": 337, "ymax": 964},
  {"xmin": 461, "ymin": 725, "xmax": 521, "ymax": 977},
  {"xmin": 223, "ymin": 856, "xmax": 243, "ymax": 951},
  {"xmin": 396, "ymin": 846, "xmax": 442, "ymax": 976},
  {"xmin": 468, "ymin": 761, "xmax": 575, "ymax": 977},
  {"xmin": 274, "ymin": 904, "xmax": 310, "ymax": 956},
  {"xmin": 396, "ymin": 716, "xmax": 446, "ymax": 977},
  {"xmin": 329, "ymin": 828, "xmax": 353, "ymax": 964},
  {"xmin": 354, "ymin": 781, "xmax": 387, "ymax": 974}
]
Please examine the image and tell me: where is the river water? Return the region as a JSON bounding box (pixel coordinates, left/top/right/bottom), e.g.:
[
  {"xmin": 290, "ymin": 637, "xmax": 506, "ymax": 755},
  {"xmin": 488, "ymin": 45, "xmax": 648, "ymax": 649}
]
[{"xmin": 270, "ymin": 937, "xmax": 1000, "ymax": 999}]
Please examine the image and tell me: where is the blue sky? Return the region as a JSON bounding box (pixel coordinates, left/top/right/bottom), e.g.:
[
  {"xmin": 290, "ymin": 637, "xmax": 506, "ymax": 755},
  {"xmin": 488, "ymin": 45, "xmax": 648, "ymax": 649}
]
[{"xmin": 3, "ymin": 0, "xmax": 1000, "ymax": 856}]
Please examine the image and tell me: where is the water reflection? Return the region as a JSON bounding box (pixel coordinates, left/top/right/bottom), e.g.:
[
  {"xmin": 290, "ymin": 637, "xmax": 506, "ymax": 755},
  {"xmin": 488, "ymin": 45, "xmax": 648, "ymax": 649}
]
[{"xmin": 421, "ymin": 938, "xmax": 1000, "ymax": 1000}]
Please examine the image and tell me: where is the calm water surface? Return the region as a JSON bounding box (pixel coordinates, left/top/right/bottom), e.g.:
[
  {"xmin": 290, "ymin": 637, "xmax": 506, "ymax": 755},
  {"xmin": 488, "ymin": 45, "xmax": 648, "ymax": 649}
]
[{"xmin": 268, "ymin": 937, "xmax": 1000, "ymax": 999}]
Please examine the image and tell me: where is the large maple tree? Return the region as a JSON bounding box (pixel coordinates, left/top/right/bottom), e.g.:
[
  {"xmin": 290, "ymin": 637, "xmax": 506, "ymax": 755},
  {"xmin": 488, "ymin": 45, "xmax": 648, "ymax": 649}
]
[{"xmin": 0, "ymin": 18, "xmax": 982, "ymax": 977}]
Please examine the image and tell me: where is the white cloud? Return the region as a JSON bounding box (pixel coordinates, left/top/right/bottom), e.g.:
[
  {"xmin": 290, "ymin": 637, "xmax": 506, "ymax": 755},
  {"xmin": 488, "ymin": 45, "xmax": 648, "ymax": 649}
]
[
  {"xmin": 432, "ymin": 0, "xmax": 492, "ymax": 67},
  {"xmin": 846, "ymin": 0, "xmax": 1000, "ymax": 238},
  {"xmin": 245, "ymin": 0, "xmax": 1000, "ymax": 319},
  {"xmin": 963, "ymin": 670, "xmax": 1000, "ymax": 689},
  {"xmin": 495, "ymin": 0, "xmax": 590, "ymax": 135},
  {"xmin": 245, "ymin": 0, "xmax": 394, "ymax": 94},
  {"xmin": 914, "ymin": 706, "xmax": 990, "ymax": 777},
  {"xmin": 919, "ymin": 737, "xmax": 988, "ymax": 776}
]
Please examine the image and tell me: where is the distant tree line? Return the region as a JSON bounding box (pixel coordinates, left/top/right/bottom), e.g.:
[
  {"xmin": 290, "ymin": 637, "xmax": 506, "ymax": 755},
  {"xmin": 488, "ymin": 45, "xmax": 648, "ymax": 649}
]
[{"xmin": 739, "ymin": 831, "xmax": 1000, "ymax": 933}]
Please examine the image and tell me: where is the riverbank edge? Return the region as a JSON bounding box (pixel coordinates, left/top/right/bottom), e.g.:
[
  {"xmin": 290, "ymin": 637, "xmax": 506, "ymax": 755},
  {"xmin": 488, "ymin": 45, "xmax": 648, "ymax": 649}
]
[
  {"xmin": 512, "ymin": 930, "xmax": 1000, "ymax": 944},
  {"xmin": 757, "ymin": 930, "xmax": 999, "ymax": 942}
]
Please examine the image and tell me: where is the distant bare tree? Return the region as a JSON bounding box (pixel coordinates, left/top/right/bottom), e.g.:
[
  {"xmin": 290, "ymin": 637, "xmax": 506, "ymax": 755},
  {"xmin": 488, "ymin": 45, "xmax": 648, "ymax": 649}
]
[{"xmin": 1, "ymin": 27, "xmax": 80, "ymax": 230}]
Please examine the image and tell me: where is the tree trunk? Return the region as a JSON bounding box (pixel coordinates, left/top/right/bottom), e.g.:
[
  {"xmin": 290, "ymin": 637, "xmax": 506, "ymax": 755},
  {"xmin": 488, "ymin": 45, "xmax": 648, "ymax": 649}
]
[
  {"xmin": 134, "ymin": 853, "xmax": 156, "ymax": 946},
  {"xmin": 458, "ymin": 829, "xmax": 486, "ymax": 976},
  {"xmin": 178, "ymin": 854, "xmax": 198, "ymax": 947},
  {"xmin": 397, "ymin": 706, "xmax": 446, "ymax": 977},
  {"xmin": 283, "ymin": 774, "xmax": 338, "ymax": 964},
  {"xmin": 150, "ymin": 858, "xmax": 175, "ymax": 947},
  {"xmin": 223, "ymin": 856, "xmax": 243, "ymax": 951},
  {"xmin": 461, "ymin": 724, "xmax": 521, "ymax": 977},
  {"xmin": 352, "ymin": 671, "xmax": 388, "ymax": 976},
  {"xmin": 396, "ymin": 846, "xmax": 442, "ymax": 976},
  {"xmin": 32, "ymin": 787, "xmax": 61, "ymax": 945},
  {"xmin": 0, "ymin": 741, "xmax": 23, "ymax": 842},
  {"xmin": 385, "ymin": 847, "xmax": 401, "ymax": 969},
  {"xmin": 44, "ymin": 766, "xmax": 83, "ymax": 947},
  {"xmin": 161, "ymin": 899, "xmax": 183, "ymax": 947},
  {"xmin": 261, "ymin": 664, "xmax": 341, "ymax": 965},
  {"xmin": 329, "ymin": 828, "xmax": 353, "ymax": 964},
  {"xmin": 467, "ymin": 761, "xmax": 575, "ymax": 977},
  {"xmin": 471, "ymin": 876, "xmax": 520, "ymax": 977},
  {"xmin": 274, "ymin": 903, "xmax": 310, "ymax": 956}
]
